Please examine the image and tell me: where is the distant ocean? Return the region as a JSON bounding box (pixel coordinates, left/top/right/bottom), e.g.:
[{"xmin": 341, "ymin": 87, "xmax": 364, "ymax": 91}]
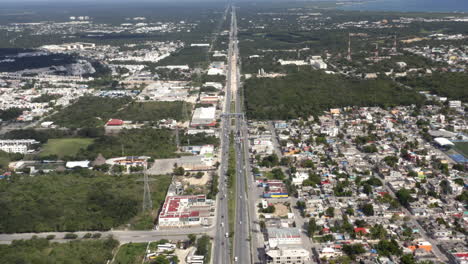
[{"xmin": 339, "ymin": 0, "xmax": 468, "ymax": 13}]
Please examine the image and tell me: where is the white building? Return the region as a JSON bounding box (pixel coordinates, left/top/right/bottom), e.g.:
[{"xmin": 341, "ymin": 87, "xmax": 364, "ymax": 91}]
[
  {"xmin": 278, "ymin": 59, "xmax": 308, "ymax": 66},
  {"xmin": 0, "ymin": 139, "xmax": 39, "ymax": 154},
  {"xmin": 266, "ymin": 245, "xmax": 310, "ymax": 264},
  {"xmin": 449, "ymin": 100, "xmax": 462, "ymax": 108},
  {"xmin": 292, "ymin": 171, "xmax": 309, "ymax": 186},
  {"xmin": 158, "ymin": 195, "xmax": 214, "ymax": 229},
  {"xmin": 191, "ymin": 106, "xmax": 217, "ymax": 127},
  {"xmin": 310, "ymin": 58, "xmax": 327, "ymax": 69}
]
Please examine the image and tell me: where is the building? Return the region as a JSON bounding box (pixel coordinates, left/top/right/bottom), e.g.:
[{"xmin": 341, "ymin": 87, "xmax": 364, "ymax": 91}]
[
  {"xmin": 449, "ymin": 100, "xmax": 462, "ymax": 108},
  {"xmin": 310, "ymin": 58, "xmax": 327, "ymax": 69},
  {"xmin": 105, "ymin": 156, "xmax": 150, "ymax": 169},
  {"xmin": 0, "ymin": 139, "xmax": 39, "ymax": 154},
  {"xmin": 191, "ymin": 106, "xmax": 216, "ymax": 127},
  {"xmin": 267, "ymin": 228, "xmax": 302, "ymax": 247},
  {"xmin": 292, "ymin": 171, "xmax": 309, "ymax": 186},
  {"xmin": 65, "ymin": 160, "xmax": 90, "ymax": 169},
  {"xmin": 158, "ymin": 195, "xmax": 214, "ymax": 229},
  {"xmin": 278, "ymin": 59, "xmax": 308, "ymax": 66},
  {"xmin": 265, "ymin": 245, "xmax": 310, "ymax": 264}
]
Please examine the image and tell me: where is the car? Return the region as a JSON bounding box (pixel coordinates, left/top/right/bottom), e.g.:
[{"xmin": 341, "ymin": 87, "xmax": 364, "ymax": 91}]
[
  {"xmin": 234, "ymin": 257, "xmax": 238, "ymax": 262},
  {"xmin": 225, "ymin": 232, "xmax": 229, "ymax": 238},
  {"xmin": 239, "ymin": 221, "xmax": 242, "ymax": 224}
]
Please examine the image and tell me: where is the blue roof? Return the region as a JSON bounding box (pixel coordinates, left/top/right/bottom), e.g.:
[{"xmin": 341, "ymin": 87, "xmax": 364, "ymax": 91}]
[{"xmin": 450, "ymin": 154, "xmax": 468, "ymax": 163}]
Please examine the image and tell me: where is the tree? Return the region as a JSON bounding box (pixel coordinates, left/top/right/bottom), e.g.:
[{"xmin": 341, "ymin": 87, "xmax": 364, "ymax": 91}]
[
  {"xmin": 307, "ymin": 218, "xmax": 318, "ymax": 237},
  {"xmin": 361, "ymin": 203, "xmax": 374, "ymax": 216},
  {"xmin": 383, "ymin": 156, "xmax": 399, "ymax": 167},
  {"xmin": 195, "ymin": 235, "xmax": 210, "ymax": 259},
  {"xmin": 369, "ymin": 224, "xmax": 387, "ymax": 239},
  {"xmin": 270, "ymin": 168, "xmax": 285, "ymax": 180},
  {"xmin": 173, "ymin": 167, "xmax": 185, "ymax": 176},
  {"xmin": 325, "ymin": 207, "xmax": 335, "ymax": 218},
  {"xmin": 342, "ymin": 244, "xmax": 366, "ymax": 259},
  {"xmin": 188, "ymin": 234, "xmax": 197, "ymax": 245},
  {"xmin": 151, "ymin": 255, "xmax": 170, "ymax": 264},
  {"xmin": 363, "ymin": 183, "xmax": 373, "ymax": 195},
  {"xmin": 375, "ymin": 239, "xmax": 402, "ymax": 257},
  {"xmin": 396, "ymin": 188, "xmax": 413, "ymax": 207},
  {"xmin": 400, "ymin": 254, "xmax": 417, "ymax": 264},
  {"xmin": 64, "ymin": 233, "xmax": 78, "ymax": 239}
]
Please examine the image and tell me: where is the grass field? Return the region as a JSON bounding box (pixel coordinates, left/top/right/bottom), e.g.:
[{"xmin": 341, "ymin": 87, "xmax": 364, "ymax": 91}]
[
  {"xmin": 454, "ymin": 142, "xmax": 468, "ymax": 157},
  {"xmin": 113, "ymin": 243, "xmax": 147, "ymax": 264},
  {"xmin": 40, "ymin": 138, "xmax": 94, "ymax": 158}
]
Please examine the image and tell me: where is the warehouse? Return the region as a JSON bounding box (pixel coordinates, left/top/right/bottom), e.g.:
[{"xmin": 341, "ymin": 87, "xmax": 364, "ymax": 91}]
[{"xmin": 191, "ymin": 106, "xmax": 216, "ymax": 127}]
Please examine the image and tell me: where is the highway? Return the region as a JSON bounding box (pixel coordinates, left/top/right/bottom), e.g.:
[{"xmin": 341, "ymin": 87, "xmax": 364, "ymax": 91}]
[
  {"xmin": 229, "ymin": 6, "xmax": 254, "ymax": 264},
  {"xmin": 212, "ymin": 3, "xmax": 235, "ymax": 264}
]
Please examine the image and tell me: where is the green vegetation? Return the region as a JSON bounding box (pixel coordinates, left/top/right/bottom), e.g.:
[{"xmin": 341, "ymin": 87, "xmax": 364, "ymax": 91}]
[
  {"xmin": 195, "ymin": 235, "xmax": 212, "ymax": 264},
  {"xmin": 0, "ymin": 236, "xmax": 118, "ymax": 264},
  {"xmin": 245, "ymin": 70, "xmax": 425, "ymax": 120},
  {"xmin": 342, "ymin": 244, "xmax": 366, "ymax": 260},
  {"xmin": 0, "ymin": 107, "xmax": 25, "ymax": 121},
  {"xmin": 115, "ymin": 101, "xmax": 191, "ymax": 122},
  {"xmin": 454, "ymin": 142, "xmax": 468, "ymax": 157},
  {"xmin": 31, "ymin": 94, "xmax": 61, "ymax": 103},
  {"xmin": 156, "ymin": 46, "xmax": 209, "ymax": 68},
  {"xmin": 0, "ymin": 53, "xmax": 75, "ymax": 72},
  {"xmin": 39, "ymin": 138, "xmax": 94, "ymax": 159},
  {"xmin": 114, "ymin": 242, "xmax": 147, "ymax": 264},
  {"xmin": 0, "ymin": 172, "xmax": 172, "ymax": 233},
  {"xmin": 227, "ymin": 133, "xmax": 236, "ymax": 238},
  {"xmin": 401, "ymin": 72, "xmax": 468, "ymax": 102},
  {"xmin": 77, "ymin": 128, "xmax": 177, "ymax": 160},
  {"xmin": 0, "ymin": 150, "xmax": 23, "ymax": 171},
  {"xmin": 49, "ymin": 96, "xmax": 131, "ymax": 128}
]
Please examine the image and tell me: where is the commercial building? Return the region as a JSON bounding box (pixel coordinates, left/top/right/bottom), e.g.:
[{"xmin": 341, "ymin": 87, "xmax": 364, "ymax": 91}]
[
  {"xmin": 0, "ymin": 139, "xmax": 39, "ymax": 154},
  {"xmin": 157, "ymin": 195, "xmax": 214, "ymax": 229},
  {"xmin": 267, "ymin": 227, "xmax": 302, "ymax": 247},
  {"xmin": 265, "ymin": 245, "xmax": 310, "ymax": 264},
  {"xmin": 191, "ymin": 106, "xmax": 216, "ymax": 127}
]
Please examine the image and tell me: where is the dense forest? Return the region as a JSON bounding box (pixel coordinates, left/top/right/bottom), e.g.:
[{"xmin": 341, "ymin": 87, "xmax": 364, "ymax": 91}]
[
  {"xmin": 49, "ymin": 96, "xmax": 132, "ymax": 128},
  {"xmin": 115, "ymin": 101, "xmax": 190, "ymax": 122},
  {"xmin": 400, "ymin": 72, "xmax": 468, "ymax": 102},
  {"xmin": 76, "ymin": 128, "xmax": 177, "ymax": 160},
  {"xmin": 0, "ymin": 172, "xmax": 171, "ymax": 233},
  {"xmin": 244, "ymin": 70, "xmax": 425, "ymax": 120},
  {"xmin": 0, "ymin": 237, "xmax": 118, "ymax": 264},
  {"xmin": 0, "ymin": 107, "xmax": 25, "ymax": 121},
  {"xmin": 0, "ymin": 53, "xmax": 76, "ymax": 72}
]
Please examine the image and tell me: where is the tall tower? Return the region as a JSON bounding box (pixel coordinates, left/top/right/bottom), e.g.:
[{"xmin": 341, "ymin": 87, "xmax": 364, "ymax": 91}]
[
  {"xmin": 347, "ymin": 33, "xmax": 352, "ymax": 61},
  {"xmin": 393, "ymin": 34, "xmax": 397, "ymax": 53},
  {"xmin": 375, "ymin": 43, "xmax": 379, "ymax": 58}
]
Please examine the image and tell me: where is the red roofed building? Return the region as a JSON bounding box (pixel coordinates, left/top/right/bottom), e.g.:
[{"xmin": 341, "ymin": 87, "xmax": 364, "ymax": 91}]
[
  {"xmin": 158, "ymin": 195, "xmax": 214, "ymax": 229},
  {"xmin": 354, "ymin": 227, "xmax": 368, "ymax": 234},
  {"xmin": 106, "ymin": 119, "xmax": 124, "ymax": 126}
]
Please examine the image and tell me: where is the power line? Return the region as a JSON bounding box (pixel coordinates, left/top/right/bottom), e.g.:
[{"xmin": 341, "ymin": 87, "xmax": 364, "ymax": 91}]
[{"xmin": 142, "ymin": 170, "xmax": 153, "ymax": 213}]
